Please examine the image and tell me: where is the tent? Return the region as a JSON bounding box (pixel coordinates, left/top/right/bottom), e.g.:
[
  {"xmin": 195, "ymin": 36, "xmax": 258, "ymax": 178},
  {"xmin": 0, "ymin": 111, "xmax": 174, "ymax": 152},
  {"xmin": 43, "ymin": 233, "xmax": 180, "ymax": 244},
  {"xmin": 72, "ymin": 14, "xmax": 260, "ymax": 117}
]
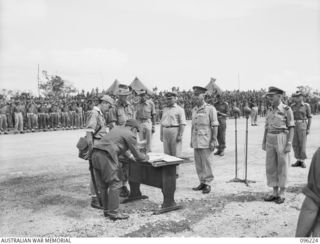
[
  {"xmin": 205, "ymin": 77, "xmax": 222, "ymax": 94},
  {"xmin": 129, "ymin": 77, "xmax": 153, "ymax": 95},
  {"xmin": 106, "ymin": 79, "xmax": 120, "ymax": 95}
]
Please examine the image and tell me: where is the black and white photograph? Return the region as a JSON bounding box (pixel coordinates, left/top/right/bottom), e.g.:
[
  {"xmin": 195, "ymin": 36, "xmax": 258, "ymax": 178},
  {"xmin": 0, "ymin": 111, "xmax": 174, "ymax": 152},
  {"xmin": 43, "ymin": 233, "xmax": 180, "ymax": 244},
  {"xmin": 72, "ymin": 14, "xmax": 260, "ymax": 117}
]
[{"xmin": 0, "ymin": 0, "xmax": 320, "ymax": 241}]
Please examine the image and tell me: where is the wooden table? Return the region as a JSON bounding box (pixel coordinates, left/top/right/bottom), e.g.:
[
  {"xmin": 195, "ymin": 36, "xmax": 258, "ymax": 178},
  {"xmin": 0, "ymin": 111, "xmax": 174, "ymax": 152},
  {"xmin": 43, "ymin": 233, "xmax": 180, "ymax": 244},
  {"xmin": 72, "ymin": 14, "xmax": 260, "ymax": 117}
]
[{"xmin": 122, "ymin": 153, "xmax": 184, "ymax": 214}]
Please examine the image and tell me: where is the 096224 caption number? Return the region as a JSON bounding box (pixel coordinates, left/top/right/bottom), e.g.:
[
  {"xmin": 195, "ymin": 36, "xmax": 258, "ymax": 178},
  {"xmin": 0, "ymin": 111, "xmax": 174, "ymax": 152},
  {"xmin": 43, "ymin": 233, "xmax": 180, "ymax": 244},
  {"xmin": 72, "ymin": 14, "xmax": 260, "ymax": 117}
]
[{"xmin": 300, "ymin": 238, "xmax": 319, "ymax": 243}]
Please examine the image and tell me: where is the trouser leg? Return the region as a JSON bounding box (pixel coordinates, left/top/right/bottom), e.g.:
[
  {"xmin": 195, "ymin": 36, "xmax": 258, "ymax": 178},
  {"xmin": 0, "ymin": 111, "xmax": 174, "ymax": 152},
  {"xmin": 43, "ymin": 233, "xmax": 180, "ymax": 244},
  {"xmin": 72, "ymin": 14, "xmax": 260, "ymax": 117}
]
[
  {"xmin": 4, "ymin": 115, "xmax": 7, "ymax": 131},
  {"xmin": 163, "ymin": 128, "xmax": 172, "ymax": 155},
  {"xmin": 33, "ymin": 114, "xmax": 38, "ymax": 129},
  {"xmin": 14, "ymin": 113, "xmax": 19, "ymax": 131},
  {"xmin": 217, "ymin": 119, "xmax": 226, "ymax": 151},
  {"xmin": 19, "ymin": 113, "xmax": 23, "ymax": 131},
  {"xmin": 61, "ymin": 113, "xmax": 66, "ymax": 128},
  {"xmin": 0, "ymin": 115, "xmax": 3, "ymax": 131},
  {"xmin": 194, "ymin": 149, "xmax": 213, "ymax": 185},
  {"xmin": 93, "ymin": 168, "xmax": 108, "ymax": 210},
  {"xmin": 293, "ymin": 126, "xmax": 299, "ymax": 159},
  {"xmin": 163, "ymin": 127, "xmax": 180, "ymax": 156},
  {"xmin": 108, "ymin": 180, "xmax": 121, "ymax": 213},
  {"xmin": 276, "ymin": 133, "xmax": 289, "ymax": 188},
  {"xmin": 251, "ymin": 112, "xmax": 254, "ymax": 124},
  {"xmin": 299, "ymin": 123, "xmax": 307, "ymax": 160},
  {"xmin": 266, "ymin": 134, "xmax": 279, "ymax": 187},
  {"xmin": 80, "ymin": 114, "xmax": 83, "ymax": 127},
  {"xmin": 27, "ymin": 114, "xmax": 32, "ymax": 130},
  {"xmin": 139, "ymin": 120, "xmax": 152, "ymax": 152},
  {"xmin": 194, "ymin": 149, "xmax": 204, "ymax": 183}
]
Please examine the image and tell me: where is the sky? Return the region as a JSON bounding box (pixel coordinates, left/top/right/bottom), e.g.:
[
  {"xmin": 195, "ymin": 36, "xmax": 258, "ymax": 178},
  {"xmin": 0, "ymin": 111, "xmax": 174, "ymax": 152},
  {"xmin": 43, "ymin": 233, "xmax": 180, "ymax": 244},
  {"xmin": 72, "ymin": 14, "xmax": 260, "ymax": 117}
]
[{"xmin": 0, "ymin": 0, "xmax": 319, "ymax": 94}]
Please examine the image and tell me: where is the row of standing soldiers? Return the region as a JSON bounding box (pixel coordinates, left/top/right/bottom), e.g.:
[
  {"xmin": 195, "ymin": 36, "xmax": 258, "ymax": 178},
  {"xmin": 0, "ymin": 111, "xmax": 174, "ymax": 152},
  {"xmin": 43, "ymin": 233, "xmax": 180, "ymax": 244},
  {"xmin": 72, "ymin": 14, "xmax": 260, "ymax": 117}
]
[{"xmin": 0, "ymin": 99, "xmax": 93, "ymax": 134}]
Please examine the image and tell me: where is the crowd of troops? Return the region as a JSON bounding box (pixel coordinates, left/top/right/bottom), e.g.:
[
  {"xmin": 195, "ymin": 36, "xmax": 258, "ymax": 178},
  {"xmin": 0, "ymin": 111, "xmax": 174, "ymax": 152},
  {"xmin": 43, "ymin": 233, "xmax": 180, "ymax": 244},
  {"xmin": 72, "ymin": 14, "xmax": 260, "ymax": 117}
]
[
  {"xmin": 0, "ymin": 99, "xmax": 91, "ymax": 134},
  {"xmin": 1, "ymin": 88, "xmax": 319, "ymax": 135}
]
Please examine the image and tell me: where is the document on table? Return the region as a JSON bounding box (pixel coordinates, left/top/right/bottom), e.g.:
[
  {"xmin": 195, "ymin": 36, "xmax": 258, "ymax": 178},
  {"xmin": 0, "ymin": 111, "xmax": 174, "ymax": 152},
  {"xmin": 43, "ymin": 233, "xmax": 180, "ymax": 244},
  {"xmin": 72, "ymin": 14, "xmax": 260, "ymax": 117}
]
[{"xmin": 147, "ymin": 152, "xmax": 183, "ymax": 163}]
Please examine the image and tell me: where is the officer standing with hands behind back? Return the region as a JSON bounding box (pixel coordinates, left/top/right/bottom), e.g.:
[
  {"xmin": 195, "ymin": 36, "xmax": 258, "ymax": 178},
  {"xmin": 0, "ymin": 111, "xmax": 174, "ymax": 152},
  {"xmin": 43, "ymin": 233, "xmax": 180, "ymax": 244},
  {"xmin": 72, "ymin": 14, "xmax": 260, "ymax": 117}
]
[{"xmin": 191, "ymin": 86, "xmax": 219, "ymax": 194}]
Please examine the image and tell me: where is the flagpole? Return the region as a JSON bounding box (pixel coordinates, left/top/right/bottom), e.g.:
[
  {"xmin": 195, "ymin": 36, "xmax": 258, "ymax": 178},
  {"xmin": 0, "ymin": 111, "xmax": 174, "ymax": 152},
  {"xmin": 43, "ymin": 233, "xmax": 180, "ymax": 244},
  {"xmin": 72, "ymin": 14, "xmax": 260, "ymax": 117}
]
[{"xmin": 37, "ymin": 64, "xmax": 40, "ymax": 96}]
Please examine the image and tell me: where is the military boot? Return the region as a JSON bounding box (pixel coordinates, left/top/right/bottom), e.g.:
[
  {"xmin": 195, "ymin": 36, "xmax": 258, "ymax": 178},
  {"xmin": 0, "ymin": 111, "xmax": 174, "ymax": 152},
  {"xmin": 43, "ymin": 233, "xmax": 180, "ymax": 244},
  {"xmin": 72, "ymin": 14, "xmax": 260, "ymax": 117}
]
[
  {"xmin": 104, "ymin": 211, "xmax": 129, "ymax": 220},
  {"xmin": 192, "ymin": 183, "xmax": 205, "ymax": 191}
]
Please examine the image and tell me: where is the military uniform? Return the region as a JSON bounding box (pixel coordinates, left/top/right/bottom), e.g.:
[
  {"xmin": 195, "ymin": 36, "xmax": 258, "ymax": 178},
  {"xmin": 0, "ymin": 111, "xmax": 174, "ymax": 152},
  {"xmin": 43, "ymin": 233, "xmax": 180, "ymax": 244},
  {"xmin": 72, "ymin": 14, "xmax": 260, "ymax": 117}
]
[
  {"xmin": 26, "ymin": 102, "xmax": 38, "ymax": 131},
  {"xmin": 61, "ymin": 104, "xmax": 70, "ymax": 129},
  {"xmin": 85, "ymin": 106, "xmax": 108, "ymax": 139},
  {"xmin": 214, "ymin": 99, "xmax": 229, "ymax": 155},
  {"xmin": 6, "ymin": 103, "xmax": 14, "ymax": 129},
  {"xmin": 38, "ymin": 103, "xmax": 49, "ymax": 131},
  {"xmin": 108, "ymin": 100, "xmax": 135, "ymax": 127},
  {"xmin": 69, "ymin": 103, "xmax": 76, "ymax": 129},
  {"xmin": 92, "ymin": 123, "xmax": 148, "ymax": 220},
  {"xmin": 291, "ymin": 101, "xmax": 312, "ymax": 166},
  {"xmin": 135, "ymin": 98, "xmax": 156, "ymax": 152},
  {"xmin": 49, "ymin": 104, "xmax": 59, "ymax": 130},
  {"xmin": 160, "ymin": 103, "xmax": 186, "ymax": 157},
  {"xmin": 75, "ymin": 104, "xmax": 84, "ymax": 129},
  {"xmin": 265, "ymin": 102, "xmax": 294, "ymax": 188},
  {"xmin": 13, "ymin": 102, "xmax": 25, "ymax": 133},
  {"xmin": 0, "ymin": 104, "xmax": 8, "ymax": 134},
  {"xmin": 250, "ymin": 104, "xmax": 259, "ymax": 126},
  {"xmin": 191, "ymin": 102, "xmax": 219, "ymax": 187}
]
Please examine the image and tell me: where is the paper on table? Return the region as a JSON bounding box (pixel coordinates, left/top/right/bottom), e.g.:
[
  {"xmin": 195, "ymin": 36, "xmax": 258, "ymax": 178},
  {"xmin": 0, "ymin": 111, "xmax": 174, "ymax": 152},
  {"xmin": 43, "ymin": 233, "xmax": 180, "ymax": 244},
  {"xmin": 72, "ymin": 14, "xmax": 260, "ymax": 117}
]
[
  {"xmin": 147, "ymin": 153, "xmax": 165, "ymax": 162},
  {"xmin": 147, "ymin": 152, "xmax": 183, "ymax": 163}
]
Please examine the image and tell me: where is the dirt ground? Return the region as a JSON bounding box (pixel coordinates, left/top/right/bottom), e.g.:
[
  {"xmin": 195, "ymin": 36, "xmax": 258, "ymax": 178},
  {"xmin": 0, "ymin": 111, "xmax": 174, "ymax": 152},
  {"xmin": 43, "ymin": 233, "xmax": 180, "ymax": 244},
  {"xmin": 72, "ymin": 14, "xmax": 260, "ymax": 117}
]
[{"xmin": 0, "ymin": 115, "xmax": 319, "ymax": 237}]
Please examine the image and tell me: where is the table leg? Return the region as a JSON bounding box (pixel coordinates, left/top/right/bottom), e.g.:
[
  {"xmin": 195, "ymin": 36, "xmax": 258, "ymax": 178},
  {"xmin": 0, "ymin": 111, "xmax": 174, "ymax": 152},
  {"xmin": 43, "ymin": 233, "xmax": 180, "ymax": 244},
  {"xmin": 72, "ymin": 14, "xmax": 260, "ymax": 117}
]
[
  {"xmin": 153, "ymin": 165, "xmax": 183, "ymax": 215},
  {"xmin": 122, "ymin": 181, "xmax": 148, "ymax": 203}
]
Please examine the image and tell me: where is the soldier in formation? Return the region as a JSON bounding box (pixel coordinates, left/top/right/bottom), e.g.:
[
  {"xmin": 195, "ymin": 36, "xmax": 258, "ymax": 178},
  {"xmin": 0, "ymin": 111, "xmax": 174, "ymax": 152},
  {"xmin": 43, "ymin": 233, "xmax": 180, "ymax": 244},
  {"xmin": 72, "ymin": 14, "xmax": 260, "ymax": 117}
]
[{"xmin": 291, "ymin": 91, "xmax": 312, "ymax": 168}]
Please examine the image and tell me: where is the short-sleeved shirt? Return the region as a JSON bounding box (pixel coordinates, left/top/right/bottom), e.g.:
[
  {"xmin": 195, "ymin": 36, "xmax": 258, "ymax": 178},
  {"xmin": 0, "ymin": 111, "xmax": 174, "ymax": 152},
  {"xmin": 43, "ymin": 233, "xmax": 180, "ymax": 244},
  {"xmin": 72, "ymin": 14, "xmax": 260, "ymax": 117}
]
[
  {"xmin": 214, "ymin": 101, "xmax": 229, "ymax": 120},
  {"xmin": 62, "ymin": 105, "xmax": 69, "ymax": 112},
  {"xmin": 191, "ymin": 103, "xmax": 219, "ymax": 149},
  {"xmin": 85, "ymin": 106, "xmax": 107, "ymax": 139},
  {"xmin": 76, "ymin": 107, "xmax": 83, "ymax": 113},
  {"xmin": 135, "ymin": 100, "xmax": 156, "ymax": 120},
  {"xmin": 265, "ymin": 102, "xmax": 295, "ymax": 132},
  {"xmin": 160, "ymin": 103, "xmax": 186, "ymax": 127},
  {"xmin": 0, "ymin": 105, "xmax": 7, "ymax": 114},
  {"xmin": 291, "ymin": 102, "xmax": 312, "ymax": 120},
  {"xmin": 27, "ymin": 104, "xmax": 38, "ymax": 114},
  {"xmin": 14, "ymin": 104, "xmax": 25, "ymax": 113},
  {"xmin": 38, "ymin": 105, "xmax": 48, "ymax": 113},
  {"xmin": 6, "ymin": 105, "xmax": 13, "ymax": 114},
  {"xmin": 108, "ymin": 101, "xmax": 135, "ymax": 126}
]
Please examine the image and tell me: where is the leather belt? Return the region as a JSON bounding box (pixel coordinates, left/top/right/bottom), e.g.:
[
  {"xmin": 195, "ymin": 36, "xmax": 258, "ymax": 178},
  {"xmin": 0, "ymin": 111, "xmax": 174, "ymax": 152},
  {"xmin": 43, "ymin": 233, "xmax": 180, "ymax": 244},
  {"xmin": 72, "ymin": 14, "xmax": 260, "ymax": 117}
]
[
  {"xmin": 295, "ymin": 120, "xmax": 306, "ymax": 123},
  {"xmin": 138, "ymin": 118, "xmax": 151, "ymax": 122},
  {"xmin": 268, "ymin": 130, "xmax": 287, "ymax": 134},
  {"xmin": 163, "ymin": 125, "xmax": 179, "ymax": 128}
]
